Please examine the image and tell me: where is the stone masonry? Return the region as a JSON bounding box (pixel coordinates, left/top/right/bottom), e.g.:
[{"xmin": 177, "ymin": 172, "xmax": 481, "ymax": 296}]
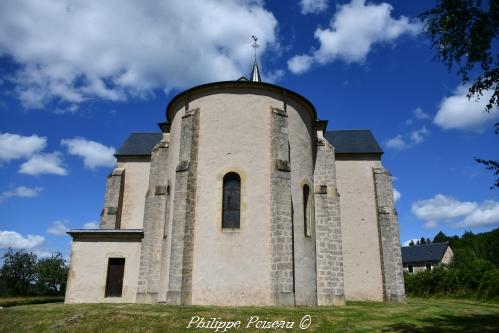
[
  {"xmin": 313, "ymin": 137, "xmax": 345, "ymax": 306},
  {"xmin": 100, "ymin": 168, "xmax": 125, "ymax": 229},
  {"xmin": 136, "ymin": 137, "xmax": 170, "ymax": 303},
  {"xmin": 166, "ymin": 108, "xmax": 200, "ymax": 305},
  {"xmin": 269, "ymin": 107, "xmax": 295, "ymax": 306},
  {"xmin": 373, "ymin": 168, "xmax": 406, "ymax": 303}
]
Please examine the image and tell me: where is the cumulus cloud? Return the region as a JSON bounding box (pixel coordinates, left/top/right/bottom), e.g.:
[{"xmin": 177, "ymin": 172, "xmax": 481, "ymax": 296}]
[
  {"xmin": 0, "ymin": 0, "xmax": 278, "ymax": 109},
  {"xmin": 410, "ymin": 126, "xmax": 430, "ymax": 144},
  {"xmin": 0, "ymin": 132, "xmax": 47, "ymax": 163},
  {"xmin": 61, "ymin": 137, "xmax": 115, "ymax": 169},
  {"xmin": 411, "ymin": 194, "xmax": 499, "ymax": 228},
  {"xmin": 300, "ymin": 0, "xmax": 328, "ymax": 14},
  {"xmin": 413, "ymin": 107, "xmax": 429, "ymax": 120},
  {"xmin": 19, "ymin": 152, "xmax": 67, "ymax": 176},
  {"xmin": 47, "ymin": 220, "xmax": 70, "ymax": 236},
  {"xmin": 386, "ymin": 126, "xmax": 430, "ymax": 150},
  {"xmin": 288, "ymin": 0, "xmax": 421, "ymax": 74},
  {"xmin": 434, "ymin": 85, "xmax": 499, "ymax": 132},
  {"xmin": 393, "ymin": 188, "xmax": 401, "ymax": 202},
  {"xmin": 0, "ymin": 230, "xmax": 44, "ymax": 249},
  {"xmin": 386, "ymin": 135, "xmax": 408, "ymax": 150},
  {"xmin": 82, "ymin": 221, "xmax": 99, "ymax": 229},
  {"xmin": 0, "ymin": 186, "xmax": 43, "ymax": 203}
]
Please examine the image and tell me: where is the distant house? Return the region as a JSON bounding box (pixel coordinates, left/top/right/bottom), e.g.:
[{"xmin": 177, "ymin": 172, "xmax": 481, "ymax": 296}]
[{"xmin": 401, "ymin": 243, "xmax": 453, "ymax": 273}]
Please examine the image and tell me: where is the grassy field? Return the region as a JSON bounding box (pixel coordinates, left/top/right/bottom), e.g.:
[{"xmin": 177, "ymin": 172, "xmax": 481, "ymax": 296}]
[{"xmin": 0, "ymin": 298, "xmax": 498, "ymax": 333}]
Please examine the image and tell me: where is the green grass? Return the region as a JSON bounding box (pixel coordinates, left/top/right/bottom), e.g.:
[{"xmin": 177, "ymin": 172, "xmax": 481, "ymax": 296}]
[{"xmin": 0, "ymin": 298, "xmax": 498, "ymax": 332}]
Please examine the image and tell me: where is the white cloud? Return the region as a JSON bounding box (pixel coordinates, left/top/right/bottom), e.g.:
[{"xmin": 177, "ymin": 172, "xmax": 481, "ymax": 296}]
[
  {"xmin": 411, "ymin": 194, "xmax": 499, "ymax": 229},
  {"xmin": 0, "ymin": 230, "xmax": 44, "ymax": 249},
  {"xmin": 413, "ymin": 107, "xmax": 429, "ymax": 120},
  {"xmin": 458, "ymin": 201, "xmax": 499, "ymax": 228},
  {"xmin": 393, "ymin": 188, "xmax": 401, "ymax": 202},
  {"xmin": 410, "ymin": 126, "xmax": 430, "ymax": 144},
  {"xmin": 47, "ymin": 220, "xmax": 70, "ymax": 236},
  {"xmin": 386, "ymin": 126, "xmax": 430, "ymax": 150},
  {"xmin": 0, "ymin": 0, "xmax": 278, "ymax": 109},
  {"xmin": 61, "ymin": 137, "xmax": 115, "ymax": 169},
  {"xmin": 403, "ymin": 238, "xmax": 418, "ymax": 246},
  {"xmin": 19, "ymin": 152, "xmax": 67, "ymax": 176},
  {"xmin": 434, "ymin": 85, "xmax": 499, "ymax": 132},
  {"xmin": 300, "ymin": 0, "xmax": 328, "ymax": 15},
  {"xmin": 0, "ymin": 132, "xmax": 46, "ymax": 163},
  {"xmin": 386, "ymin": 135, "xmax": 408, "ymax": 150},
  {"xmin": 0, "ymin": 186, "xmax": 43, "ymax": 203},
  {"xmin": 288, "ymin": 0, "xmax": 421, "ymax": 74},
  {"xmin": 82, "ymin": 221, "xmax": 99, "ymax": 229}
]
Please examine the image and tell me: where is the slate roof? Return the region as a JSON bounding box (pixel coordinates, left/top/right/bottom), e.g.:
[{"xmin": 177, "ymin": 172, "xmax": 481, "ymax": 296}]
[
  {"xmin": 115, "ymin": 130, "xmax": 383, "ymax": 156},
  {"xmin": 401, "ymin": 243, "xmax": 450, "ymax": 264},
  {"xmin": 115, "ymin": 133, "xmax": 163, "ymax": 156},
  {"xmin": 324, "ymin": 130, "xmax": 383, "ymax": 154}
]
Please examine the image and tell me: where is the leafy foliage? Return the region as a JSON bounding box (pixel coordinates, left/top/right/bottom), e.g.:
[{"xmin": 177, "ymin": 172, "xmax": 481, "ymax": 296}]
[
  {"xmin": 420, "ymin": 0, "xmax": 499, "ymax": 112},
  {"xmin": 0, "ymin": 249, "xmax": 68, "ymax": 297}
]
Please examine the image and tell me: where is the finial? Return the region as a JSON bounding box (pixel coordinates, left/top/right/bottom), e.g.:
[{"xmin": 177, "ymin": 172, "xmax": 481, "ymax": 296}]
[{"xmin": 250, "ymin": 35, "xmax": 261, "ymax": 82}]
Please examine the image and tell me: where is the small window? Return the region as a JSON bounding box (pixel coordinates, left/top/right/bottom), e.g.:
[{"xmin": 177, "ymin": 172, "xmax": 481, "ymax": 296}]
[
  {"xmin": 408, "ymin": 264, "xmax": 413, "ymax": 273},
  {"xmin": 105, "ymin": 258, "xmax": 125, "ymax": 297},
  {"xmin": 303, "ymin": 185, "xmax": 312, "ymax": 237},
  {"xmin": 425, "ymin": 263, "xmax": 432, "ymax": 271},
  {"xmin": 222, "ymin": 173, "xmax": 241, "ymax": 228}
]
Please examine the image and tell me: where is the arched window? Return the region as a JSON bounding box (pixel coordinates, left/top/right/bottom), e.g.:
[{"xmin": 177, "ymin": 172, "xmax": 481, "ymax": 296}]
[
  {"xmin": 222, "ymin": 172, "xmax": 241, "ymax": 228},
  {"xmin": 303, "ymin": 185, "xmax": 312, "ymax": 237}
]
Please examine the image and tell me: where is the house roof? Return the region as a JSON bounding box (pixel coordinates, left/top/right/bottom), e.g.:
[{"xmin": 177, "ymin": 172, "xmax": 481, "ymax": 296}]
[
  {"xmin": 115, "ymin": 133, "xmax": 163, "ymax": 156},
  {"xmin": 115, "ymin": 130, "xmax": 383, "ymax": 156},
  {"xmin": 324, "ymin": 130, "xmax": 383, "ymax": 155},
  {"xmin": 401, "ymin": 243, "xmax": 450, "ymax": 264}
]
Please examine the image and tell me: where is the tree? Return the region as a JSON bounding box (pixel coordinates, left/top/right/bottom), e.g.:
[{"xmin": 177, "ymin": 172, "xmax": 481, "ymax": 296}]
[
  {"xmin": 0, "ymin": 248, "xmax": 37, "ymax": 296},
  {"xmin": 420, "ymin": 237, "xmax": 427, "ymax": 245},
  {"xmin": 409, "ymin": 240, "xmax": 415, "ymax": 246},
  {"xmin": 34, "ymin": 253, "xmax": 68, "ymax": 296},
  {"xmin": 421, "ymin": 0, "xmax": 499, "ymax": 189},
  {"xmin": 433, "ymin": 231, "xmax": 449, "ymax": 243}
]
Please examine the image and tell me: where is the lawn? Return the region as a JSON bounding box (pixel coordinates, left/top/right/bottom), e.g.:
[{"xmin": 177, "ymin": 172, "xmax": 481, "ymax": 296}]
[{"xmin": 0, "ymin": 298, "xmax": 497, "ymax": 333}]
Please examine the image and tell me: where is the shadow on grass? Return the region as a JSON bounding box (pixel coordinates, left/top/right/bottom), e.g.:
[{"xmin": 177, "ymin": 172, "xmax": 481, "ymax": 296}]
[{"xmin": 384, "ymin": 313, "xmax": 499, "ymax": 333}]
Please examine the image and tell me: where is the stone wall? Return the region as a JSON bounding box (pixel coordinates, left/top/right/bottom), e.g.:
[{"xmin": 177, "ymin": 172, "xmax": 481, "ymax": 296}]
[{"xmin": 373, "ymin": 168, "xmax": 405, "ymax": 303}]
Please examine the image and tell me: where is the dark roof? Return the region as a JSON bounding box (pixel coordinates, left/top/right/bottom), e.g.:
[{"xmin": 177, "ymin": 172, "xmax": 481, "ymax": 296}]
[
  {"xmin": 401, "ymin": 243, "xmax": 450, "ymax": 264},
  {"xmin": 115, "ymin": 133, "xmax": 162, "ymax": 156},
  {"xmin": 115, "ymin": 130, "xmax": 383, "ymax": 156},
  {"xmin": 325, "ymin": 130, "xmax": 383, "ymax": 154}
]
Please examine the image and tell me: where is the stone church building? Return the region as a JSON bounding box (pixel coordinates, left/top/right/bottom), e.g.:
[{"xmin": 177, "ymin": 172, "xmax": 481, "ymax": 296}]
[{"xmin": 65, "ymin": 62, "xmax": 405, "ymax": 306}]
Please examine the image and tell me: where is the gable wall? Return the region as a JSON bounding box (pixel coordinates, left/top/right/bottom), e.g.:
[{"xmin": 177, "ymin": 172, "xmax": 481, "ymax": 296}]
[{"xmin": 335, "ymin": 158, "xmax": 384, "ymax": 301}]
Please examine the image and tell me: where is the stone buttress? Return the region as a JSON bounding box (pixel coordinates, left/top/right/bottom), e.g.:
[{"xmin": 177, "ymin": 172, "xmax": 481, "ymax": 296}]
[
  {"xmin": 166, "ymin": 108, "xmax": 200, "ymax": 305},
  {"xmin": 100, "ymin": 168, "xmax": 125, "ymax": 229},
  {"xmin": 269, "ymin": 106, "xmax": 295, "ymax": 306},
  {"xmin": 373, "ymin": 168, "xmax": 406, "ymax": 303},
  {"xmin": 313, "ymin": 136, "xmax": 345, "ymax": 306},
  {"xmin": 136, "ymin": 134, "xmax": 170, "ymax": 303}
]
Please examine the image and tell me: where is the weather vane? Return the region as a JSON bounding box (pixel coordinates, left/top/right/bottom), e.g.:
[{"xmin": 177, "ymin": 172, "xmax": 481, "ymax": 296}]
[{"xmin": 251, "ymin": 35, "xmax": 259, "ymax": 60}]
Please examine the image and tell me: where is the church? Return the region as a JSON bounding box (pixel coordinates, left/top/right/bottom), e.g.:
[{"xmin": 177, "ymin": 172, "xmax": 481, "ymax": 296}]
[{"xmin": 65, "ymin": 57, "xmax": 405, "ymax": 306}]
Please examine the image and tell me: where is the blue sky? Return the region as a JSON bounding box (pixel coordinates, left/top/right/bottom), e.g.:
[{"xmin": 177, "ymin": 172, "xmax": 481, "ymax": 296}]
[{"xmin": 0, "ymin": 0, "xmax": 498, "ymax": 258}]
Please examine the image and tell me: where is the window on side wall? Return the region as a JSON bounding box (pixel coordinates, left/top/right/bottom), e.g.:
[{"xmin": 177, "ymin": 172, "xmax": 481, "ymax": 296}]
[
  {"xmin": 222, "ymin": 172, "xmax": 241, "ymax": 229},
  {"xmin": 303, "ymin": 184, "xmax": 312, "ymax": 237}
]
